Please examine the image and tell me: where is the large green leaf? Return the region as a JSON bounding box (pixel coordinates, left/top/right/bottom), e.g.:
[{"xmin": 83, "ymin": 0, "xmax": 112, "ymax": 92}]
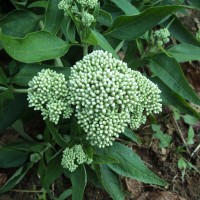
[
  {"xmin": 111, "ymin": 0, "xmax": 139, "ymax": 15},
  {"xmin": 0, "ymin": 10, "xmax": 41, "ymax": 37},
  {"xmin": 151, "ymin": 77, "xmax": 200, "ymax": 119},
  {"xmin": 101, "ymin": 142, "xmax": 167, "ymax": 186},
  {"xmin": 0, "ymin": 31, "xmax": 70, "ymax": 63},
  {"xmin": 12, "ymin": 63, "xmax": 71, "ymax": 86},
  {"xmin": 0, "ymin": 163, "xmax": 33, "ymax": 194},
  {"xmin": 100, "ymin": 165, "xmax": 124, "ymax": 200},
  {"xmin": 0, "ymin": 94, "xmax": 27, "ymax": 132},
  {"xmin": 71, "ymin": 165, "xmax": 87, "ymax": 200},
  {"xmin": 85, "ymin": 29, "xmax": 118, "ymax": 58},
  {"xmin": 44, "ymin": 0, "xmax": 64, "ymax": 34},
  {"xmin": 149, "ymin": 53, "xmax": 200, "ymax": 106},
  {"xmin": 0, "ymin": 148, "xmax": 28, "ymax": 168},
  {"xmin": 105, "ymin": 5, "xmax": 186, "ymax": 40},
  {"xmin": 168, "ymin": 44, "xmax": 200, "ymax": 63}
]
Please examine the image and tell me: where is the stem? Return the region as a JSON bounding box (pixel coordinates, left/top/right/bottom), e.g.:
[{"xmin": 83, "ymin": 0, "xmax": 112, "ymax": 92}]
[
  {"xmin": 0, "ymin": 86, "xmax": 28, "ymax": 93},
  {"xmin": 83, "ymin": 44, "xmax": 88, "ymax": 56},
  {"xmin": 55, "ymin": 57, "xmax": 64, "ymax": 67},
  {"xmin": 10, "ymin": 189, "xmax": 44, "ymax": 193}
]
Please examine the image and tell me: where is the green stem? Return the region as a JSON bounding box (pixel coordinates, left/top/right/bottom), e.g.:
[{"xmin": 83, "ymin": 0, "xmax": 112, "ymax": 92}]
[
  {"xmin": 83, "ymin": 44, "xmax": 88, "ymax": 56},
  {"xmin": 0, "ymin": 86, "xmax": 28, "ymax": 93},
  {"xmin": 55, "ymin": 57, "xmax": 64, "ymax": 67}
]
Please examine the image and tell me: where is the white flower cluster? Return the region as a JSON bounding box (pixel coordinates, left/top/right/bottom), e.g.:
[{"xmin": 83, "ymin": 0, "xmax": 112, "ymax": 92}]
[
  {"xmin": 154, "ymin": 28, "xmax": 170, "ymax": 45},
  {"xmin": 61, "ymin": 144, "xmax": 92, "ymax": 172},
  {"xmin": 58, "ymin": 0, "xmax": 98, "ymax": 27},
  {"xmin": 69, "ymin": 50, "xmax": 162, "ymax": 148},
  {"xmin": 27, "ymin": 69, "xmax": 72, "ymax": 124}
]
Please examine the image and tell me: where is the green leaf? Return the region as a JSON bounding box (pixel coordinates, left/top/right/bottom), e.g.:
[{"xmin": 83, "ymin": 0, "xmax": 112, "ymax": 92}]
[
  {"xmin": 151, "ymin": 77, "xmax": 200, "ymax": 119},
  {"xmin": 186, "ymin": 126, "xmax": 194, "ymax": 145},
  {"xmin": 0, "ymin": 94, "xmax": 27, "ymax": 132},
  {"xmin": 165, "ymin": 16, "xmax": 200, "ymax": 46},
  {"xmin": 100, "ymin": 165, "xmax": 124, "ymax": 200},
  {"xmin": 12, "ymin": 63, "xmax": 71, "ymax": 86},
  {"xmin": 152, "ymin": 124, "xmax": 172, "ymax": 148},
  {"xmin": 97, "ymin": 9, "xmax": 112, "ymax": 27},
  {"xmin": 0, "ymin": 31, "xmax": 70, "ymax": 63},
  {"xmin": 122, "ymin": 127, "xmax": 141, "ymax": 144},
  {"xmin": 106, "ymin": 5, "xmax": 186, "ymax": 40},
  {"xmin": 71, "ymin": 165, "xmax": 87, "ymax": 200},
  {"xmin": 168, "ymin": 44, "xmax": 200, "ymax": 63},
  {"xmin": 101, "ymin": 142, "xmax": 167, "ymax": 186},
  {"xmin": 149, "ymin": 53, "xmax": 200, "ymax": 106},
  {"xmin": 0, "ymin": 68, "xmax": 8, "ymax": 86},
  {"xmin": 41, "ymin": 152, "xmax": 63, "ymax": 189},
  {"xmin": 190, "ymin": 0, "xmax": 200, "ymax": 9},
  {"xmin": 85, "ymin": 29, "xmax": 118, "ymax": 58},
  {"xmin": 46, "ymin": 120, "xmax": 68, "ymax": 148},
  {"xmin": 28, "ymin": 1, "xmax": 48, "ymax": 9},
  {"xmin": 0, "ymin": 88, "xmax": 14, "ymax": 110},
  {"xmin": 183, "ymin": 114, "xmax": 199, "ymax": 125},
  {"xmin": 0, "ymin": 10, "xmax": 41, "ymax": 38},
  {"xmin": 0, "ymin": 163, "xmax": 33, "ymax": 194},
  {"xmin": 93, "ymin": 154, "xmax": 119, "ymax": 164},
  {"xmin": 0, "ymin": 148, "xmax": 28, "ymax": 168},
  {"xmin": 12, "ymin": 120, "xmax": 33, "ymax": 141},
  {"xmin": 57, "ymin": 189, "xmax": 72, "ymax": 200},
  {"xmin": 111, "ymin": 0, "xmax": 139, "ymax": 15},
  {"xmin": 44, "ymin": 0, "xmax": 64, "ymax": 34}
]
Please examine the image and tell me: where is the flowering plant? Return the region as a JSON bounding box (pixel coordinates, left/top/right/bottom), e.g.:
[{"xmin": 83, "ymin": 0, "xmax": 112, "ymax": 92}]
[{"xmin": 0, "ymin": 0, "xmax": 200, "ymax": 199}]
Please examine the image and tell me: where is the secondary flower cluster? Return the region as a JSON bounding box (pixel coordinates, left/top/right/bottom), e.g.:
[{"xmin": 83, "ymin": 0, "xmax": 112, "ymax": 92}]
[
  {"xmin": 58, "ymin": 0, "xmax": 98, "ymax": 27},
  {"xmin": 61, "ymin": 145, "xmax": 92, "ymax": 172},
  {"xmin": 69, "ymin": 50, "xmax": 162, "ymax": 148},
  {"xmin": 27, "ymin": 69, "xmax": 72, "ymax": 124},
  {"xmin": 154, "ymin": 28, "xmax": 170, "ymax": 45}
]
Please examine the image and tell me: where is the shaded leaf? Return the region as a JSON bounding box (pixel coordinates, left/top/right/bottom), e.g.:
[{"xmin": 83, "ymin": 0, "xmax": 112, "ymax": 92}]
[
  {"xmin": 0, "ymin": 10, "xmax": 41, "ymax": 37},
  {"xmin": 71, "ymin": 165, "xmax": 87, "ymax": 200},
  {"xmin": 0, "ymin": 94, "xmax": 27, "ymax": 132},
  {"xmin": 41, "ymin": 152, "xmax": 63, "ymax": 189},
  {"xmin": 12, "ymin": 63, "xmax": 71, "ymax": 86},
  {"xmin": 0, "ymin": 148, "xmax": 28, "ymax": 168},
  {"xmin": 165, "ymin": 15, "xmax": 200, "ymax": 46},
  {"xmin": 46, "ymin": 120, "xmax": 68, "ymax": 148},
  {"xmin": 0, "ymin": 163, "xmax": 33, "ymax": 194},
  {"xmin": 44, "ymin": 0, "xmax": 64, "ymax": 34},
  {"xmin": 111, "ymin": 0, "xmax": 139, "ymax": 15},
  {"xmin": 100, "ymin": 165, "xmax": 124, "ymax": 200}
]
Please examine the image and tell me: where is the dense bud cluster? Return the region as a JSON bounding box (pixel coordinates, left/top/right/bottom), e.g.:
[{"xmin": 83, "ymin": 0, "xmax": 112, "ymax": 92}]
[
  {"xmin": 154, "ymin": 28, "xmax": 170, "ymax": 45},
  {"xmin": 69, "ymin": 50, "xmax": 162, "ymax": 148},
  {"xmin": 61, "ymin": 145, "xmax": 92, "ymax": 172},
  {"xmin": 58, "ymin": 0, "xmax": 98, "ymax": 27},
  {"xmin": 28, "ymin": 69, "xmax": 72, "ymax": 124}
]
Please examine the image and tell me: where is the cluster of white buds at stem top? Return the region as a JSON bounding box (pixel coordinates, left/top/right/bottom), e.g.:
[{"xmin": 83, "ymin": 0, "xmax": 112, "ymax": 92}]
[
  {"xmin": 27, "ymin": 69, "xmax": 72, "ymax": 124},
  {"xmin": 61, "ymin": 145, "xmax": 92, "ymax": 172},
  {"xmin": 154, "ymin": 28, "xmax": 170, "ymax": 46},
  {"xmin": 69, "ymin": 50, "xmax": 162, "ymax": 148},
  {"xmin": 58, "ymin": 0, "xmax": 98, "ymax": 27}
]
